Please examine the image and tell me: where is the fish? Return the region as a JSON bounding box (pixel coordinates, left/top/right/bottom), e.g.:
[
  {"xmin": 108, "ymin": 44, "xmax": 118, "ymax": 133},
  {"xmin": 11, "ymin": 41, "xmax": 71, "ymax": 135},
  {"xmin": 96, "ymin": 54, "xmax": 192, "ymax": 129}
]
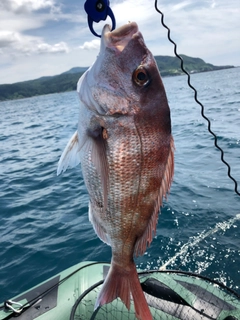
[{"xmin": 57, "ymin": 22, "xmax": 174, "ymax": 320}]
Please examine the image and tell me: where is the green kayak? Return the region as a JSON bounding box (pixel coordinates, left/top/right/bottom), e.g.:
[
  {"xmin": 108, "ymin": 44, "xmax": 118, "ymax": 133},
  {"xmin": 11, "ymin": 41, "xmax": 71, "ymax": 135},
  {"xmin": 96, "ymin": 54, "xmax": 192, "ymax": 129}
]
[{"xmin": 1, "ymin": 261, "xmax": 240, "ymax": 320}]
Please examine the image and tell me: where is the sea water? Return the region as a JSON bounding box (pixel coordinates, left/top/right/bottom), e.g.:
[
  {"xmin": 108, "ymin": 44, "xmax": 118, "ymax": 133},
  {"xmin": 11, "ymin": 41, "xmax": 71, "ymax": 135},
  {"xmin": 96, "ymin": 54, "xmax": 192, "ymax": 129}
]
[{"xmin": 0, "ymin": 68, "xmax": 239, "ymax": 303}]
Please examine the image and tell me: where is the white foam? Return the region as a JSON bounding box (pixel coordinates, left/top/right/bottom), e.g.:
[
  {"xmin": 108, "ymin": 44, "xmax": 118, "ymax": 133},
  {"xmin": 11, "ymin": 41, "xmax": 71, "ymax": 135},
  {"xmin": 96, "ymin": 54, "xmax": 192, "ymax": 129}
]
[{"xmin": 160, "ymin": 213, "xmax": 240, "ymax": 270}]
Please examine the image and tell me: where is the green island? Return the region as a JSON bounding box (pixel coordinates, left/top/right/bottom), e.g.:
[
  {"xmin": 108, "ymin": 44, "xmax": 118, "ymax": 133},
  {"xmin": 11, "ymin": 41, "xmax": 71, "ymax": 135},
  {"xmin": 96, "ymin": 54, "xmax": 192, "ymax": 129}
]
[{"xmin": 0, "ymin": 54, "xmax": 234, "ymax": 101}]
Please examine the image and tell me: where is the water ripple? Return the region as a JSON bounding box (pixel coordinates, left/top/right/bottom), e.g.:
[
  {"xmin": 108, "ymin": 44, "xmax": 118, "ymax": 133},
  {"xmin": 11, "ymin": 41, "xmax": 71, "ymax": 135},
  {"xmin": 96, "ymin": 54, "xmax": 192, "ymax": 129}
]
[{"xmin": 0, "ymin": 69, "xmax": 240, "ymax": 302}]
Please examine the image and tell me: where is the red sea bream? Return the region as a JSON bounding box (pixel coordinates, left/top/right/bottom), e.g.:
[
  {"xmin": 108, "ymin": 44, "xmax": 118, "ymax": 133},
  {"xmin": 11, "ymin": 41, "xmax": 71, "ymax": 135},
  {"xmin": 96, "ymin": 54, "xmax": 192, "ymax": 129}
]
[{"xmin": 57, "ymin": 22, "xmax": 174, "ymax": 320}]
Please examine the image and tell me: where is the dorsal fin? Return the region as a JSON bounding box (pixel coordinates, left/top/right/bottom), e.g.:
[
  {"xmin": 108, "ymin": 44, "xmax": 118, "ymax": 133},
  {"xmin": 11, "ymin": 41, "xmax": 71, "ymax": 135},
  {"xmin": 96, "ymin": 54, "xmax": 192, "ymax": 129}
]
[{"xmin": 134, "ymin": 136, "xmax": 175, "ymax": 256}]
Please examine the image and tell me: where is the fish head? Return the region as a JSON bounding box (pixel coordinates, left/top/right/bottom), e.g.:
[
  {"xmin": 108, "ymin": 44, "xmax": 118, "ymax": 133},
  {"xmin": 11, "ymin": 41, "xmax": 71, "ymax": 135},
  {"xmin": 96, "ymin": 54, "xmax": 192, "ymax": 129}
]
[{"xmin": 78, "ymin": 22, "xmax": 170, "ymax": 123}]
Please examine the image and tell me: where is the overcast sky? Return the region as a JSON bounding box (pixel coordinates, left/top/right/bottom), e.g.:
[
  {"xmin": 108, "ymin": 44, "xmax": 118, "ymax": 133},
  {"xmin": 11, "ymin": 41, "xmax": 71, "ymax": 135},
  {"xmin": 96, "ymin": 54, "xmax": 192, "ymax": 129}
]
[{"xmin": 0, "ymin": 0, "xmax": 239, "ymax": 84}]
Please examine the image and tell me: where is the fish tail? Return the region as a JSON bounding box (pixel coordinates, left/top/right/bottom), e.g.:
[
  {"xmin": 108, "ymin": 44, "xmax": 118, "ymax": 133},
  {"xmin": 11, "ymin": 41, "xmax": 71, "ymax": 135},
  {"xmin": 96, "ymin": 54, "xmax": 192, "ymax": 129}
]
[{"xmin": 95, "ymin": 262, "xmax": 152, "ymax": 320}]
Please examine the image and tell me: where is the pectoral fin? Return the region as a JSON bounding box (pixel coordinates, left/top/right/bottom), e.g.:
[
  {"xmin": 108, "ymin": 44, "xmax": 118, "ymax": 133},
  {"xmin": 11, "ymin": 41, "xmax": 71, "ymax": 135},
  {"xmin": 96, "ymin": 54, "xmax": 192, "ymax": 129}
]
[
  {"xmin": 87, "ymin": 126, "xmax": 109, "ymax": 212},
  {"xmin": 57, "ymin": 131, "xmax": 81, "ymax": 175},
  {"xmin": 57, "ymin": 124, "xmax": 109, "ymax": 211}
]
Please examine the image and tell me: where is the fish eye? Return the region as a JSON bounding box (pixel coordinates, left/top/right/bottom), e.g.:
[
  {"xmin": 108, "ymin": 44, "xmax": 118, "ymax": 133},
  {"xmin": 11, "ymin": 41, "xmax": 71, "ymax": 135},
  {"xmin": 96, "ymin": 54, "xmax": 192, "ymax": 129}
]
[{"xmin": 132, "ymin": 66, "xmax": 150, "ymax": 87}]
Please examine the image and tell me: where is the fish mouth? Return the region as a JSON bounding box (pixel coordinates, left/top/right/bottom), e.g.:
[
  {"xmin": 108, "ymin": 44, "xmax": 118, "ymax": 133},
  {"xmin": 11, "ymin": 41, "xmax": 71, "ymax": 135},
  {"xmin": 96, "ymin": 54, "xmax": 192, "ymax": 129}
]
[{"xmin": 101, "ymin": 22, "xmax": 139, "ymax": 52}]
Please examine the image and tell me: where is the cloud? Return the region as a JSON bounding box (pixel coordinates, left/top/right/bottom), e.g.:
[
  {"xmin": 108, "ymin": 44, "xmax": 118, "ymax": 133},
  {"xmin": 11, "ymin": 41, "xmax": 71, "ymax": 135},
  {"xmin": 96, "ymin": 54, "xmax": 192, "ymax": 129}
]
[
  {"xmin": 0, "ymin": 0, "xmax": 68, "ymax": 57},
  {"xmin": 0, "ymin": 30, "xmax": 69, "ymax": 56},
  {"xmin": 0, "ymin": 0, "xmax": 240, "ymax": 84},
  {"xmin": 148, "ymin": 0, "xmax": 240, "ymax": 66},
  {"xmin": 79, "ymin": 39, "xmax": 100, "ymax": 50},
  {"xmin": 113, "ymin": 0, "xmax": 154, "ymax": 25},
  {"xmin": 0, "ymin": 0, "xmax": 59, "ymax": 13},
  {"xmin": 34, "ymin": 42, "xmax": 69, "ymax": 54},
  {"xmin": 211, "ymin": 0, "xmax": 216, "ymax": 8},
  {"xmin": 0, "ymin": 31, "xmax": 21, "ymax": 48},
  {"xmin": 171, "ymin": 1, "xmax": 192, "ymax": 11}
]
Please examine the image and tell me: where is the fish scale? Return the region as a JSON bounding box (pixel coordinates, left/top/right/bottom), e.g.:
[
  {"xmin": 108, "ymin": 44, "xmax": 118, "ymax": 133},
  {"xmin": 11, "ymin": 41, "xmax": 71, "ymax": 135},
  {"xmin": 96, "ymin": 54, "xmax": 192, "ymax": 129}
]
[{"xmin": 57, "ymin": 21, "xmax": 174, "ymax": 320}]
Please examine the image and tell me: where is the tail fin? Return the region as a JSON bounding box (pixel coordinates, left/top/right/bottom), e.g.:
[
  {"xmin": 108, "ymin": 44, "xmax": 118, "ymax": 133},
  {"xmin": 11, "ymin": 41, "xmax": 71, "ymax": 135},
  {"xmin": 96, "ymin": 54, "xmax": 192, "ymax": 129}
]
[{"xmin": 95, "ymin": 262, "xmax": 152, "ymax": 320}]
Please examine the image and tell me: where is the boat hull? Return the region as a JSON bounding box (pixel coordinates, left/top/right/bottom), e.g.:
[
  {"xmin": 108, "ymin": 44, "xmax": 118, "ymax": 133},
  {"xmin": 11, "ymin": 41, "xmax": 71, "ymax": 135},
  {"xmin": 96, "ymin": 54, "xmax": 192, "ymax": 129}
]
[{"xmin": 1, "ymin": 261, "xmax": 240, "ymax": 320}]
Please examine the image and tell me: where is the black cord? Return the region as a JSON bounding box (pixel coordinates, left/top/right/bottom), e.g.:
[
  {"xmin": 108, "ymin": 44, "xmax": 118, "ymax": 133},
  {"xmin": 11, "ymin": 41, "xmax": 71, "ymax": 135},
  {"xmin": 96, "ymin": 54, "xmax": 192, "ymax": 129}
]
[
  {"xmin": 70, "ymin": 268, "xmax": 240, "ymax": 320},
  {"xmin": 0, "ymin": 262, "xmax": 107, "ymax": 319},
  {"xmin": 154, "ymin": 0, "xmax": 240, "ymax": 197},
  {"xmin": 69, "ymin": 280, "xmax": 104, "ymax": 320}
]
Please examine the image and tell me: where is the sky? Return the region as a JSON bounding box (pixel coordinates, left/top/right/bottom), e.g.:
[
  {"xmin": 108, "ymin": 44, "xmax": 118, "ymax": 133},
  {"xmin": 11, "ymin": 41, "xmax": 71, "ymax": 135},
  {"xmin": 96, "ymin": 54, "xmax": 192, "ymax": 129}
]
[{"xmin": 0, "ymin": 0, "xmax": 239, "ymax": 84}]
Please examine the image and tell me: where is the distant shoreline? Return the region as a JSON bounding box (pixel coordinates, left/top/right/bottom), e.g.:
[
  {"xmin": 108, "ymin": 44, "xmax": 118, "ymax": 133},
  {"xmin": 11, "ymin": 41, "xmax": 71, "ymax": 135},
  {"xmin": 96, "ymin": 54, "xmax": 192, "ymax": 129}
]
[
  {"xmin": 162, "ymin": 65, "xmax": 235, "ymax": 77},
  {"xmin": 0, "ymin": 55, "xmax": 235, "ymax": 102},
  {"xmin": 162, "ymin": 65, "xmax": 235, "ymax": 78}
]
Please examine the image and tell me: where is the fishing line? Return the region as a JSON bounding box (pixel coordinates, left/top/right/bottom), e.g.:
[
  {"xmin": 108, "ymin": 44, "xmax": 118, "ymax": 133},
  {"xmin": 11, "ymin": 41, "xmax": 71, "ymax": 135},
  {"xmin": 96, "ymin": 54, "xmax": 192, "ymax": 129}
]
[
  {"xmin": 160, "ymin": 213, "xmax": 240, "ymax": 270},
  {"xmin": 154, "ymin": 0, "xmax": 240, "ymax": 197}
]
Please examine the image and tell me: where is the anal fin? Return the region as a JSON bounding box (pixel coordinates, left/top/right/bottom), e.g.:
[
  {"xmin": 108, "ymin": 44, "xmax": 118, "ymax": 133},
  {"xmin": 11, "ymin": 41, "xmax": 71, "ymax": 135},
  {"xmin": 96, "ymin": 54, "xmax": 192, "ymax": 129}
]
[{"xmin": 88, "ymin": 201, "xmax": 110, "ymax": 245}]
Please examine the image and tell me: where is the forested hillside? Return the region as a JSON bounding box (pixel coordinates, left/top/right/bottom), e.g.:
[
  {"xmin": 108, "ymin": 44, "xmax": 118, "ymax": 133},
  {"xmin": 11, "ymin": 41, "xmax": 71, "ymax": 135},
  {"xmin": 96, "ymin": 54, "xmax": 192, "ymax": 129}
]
[{"xmin": 0, "ymin": 55, "xmax": 234, "ymax": 101}]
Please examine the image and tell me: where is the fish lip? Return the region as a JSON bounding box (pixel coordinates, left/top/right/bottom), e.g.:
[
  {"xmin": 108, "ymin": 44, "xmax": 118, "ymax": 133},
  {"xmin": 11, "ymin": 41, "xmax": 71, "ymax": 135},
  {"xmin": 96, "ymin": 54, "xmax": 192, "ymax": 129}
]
[{"xmin": 101, "ymin": 22, "xmax": 139, "ymax": 52}]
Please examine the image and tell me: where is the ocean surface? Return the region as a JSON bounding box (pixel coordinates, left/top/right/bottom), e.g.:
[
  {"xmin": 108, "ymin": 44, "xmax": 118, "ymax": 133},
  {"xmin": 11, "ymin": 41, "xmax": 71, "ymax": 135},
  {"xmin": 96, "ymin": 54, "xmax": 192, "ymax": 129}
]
[{"xmin": 0, "ymin": 67, "xmax": 240, "ymax": 303}]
